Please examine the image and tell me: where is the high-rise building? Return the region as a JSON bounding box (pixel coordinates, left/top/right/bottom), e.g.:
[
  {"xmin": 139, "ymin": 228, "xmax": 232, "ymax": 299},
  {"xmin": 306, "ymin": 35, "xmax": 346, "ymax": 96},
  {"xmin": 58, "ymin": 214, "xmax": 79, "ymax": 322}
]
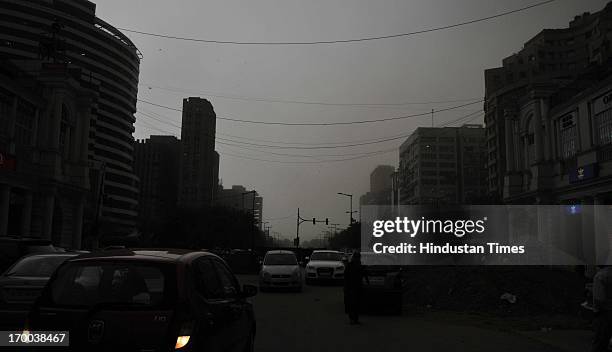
[
  {"xmin": 398, "ymin": 125, "xmax": 487, "ymax": 205},
  {"xmin": 134, "ymin": 136, "xmax": 180, "ymax": 234},
  {"xmin": 484, "ymin": 3, "xmax": 612, "ymax": 200},
  {"xmin": 177, "ymin": 97, "xmax": 218, "ymax": 208},
  {"xmin": 216, "ymin": 185, "xmax": 263, "ymax": 228},
  {"xmin": 0, "ymin": 0, "xmax": 141, "ymax": 239},
  {"xmin": 360, "ymin": 165, "xmax": 395, "ymax": 206}
]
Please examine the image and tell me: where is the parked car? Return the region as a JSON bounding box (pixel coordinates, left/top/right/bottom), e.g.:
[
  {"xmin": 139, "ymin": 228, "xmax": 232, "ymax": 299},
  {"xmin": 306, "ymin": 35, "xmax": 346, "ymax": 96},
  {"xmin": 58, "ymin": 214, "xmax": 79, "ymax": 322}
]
[
  {"xmin": 305, "ymin": 250, "xmax": 345, "ymax": 284},
  {"xmin": 227, "ymin": 249, "xmax": 261, "ymax": 274},
  {"xmin": 0, "ymin": 237, "xmax": 64, "ymax": 273},
  {"xmin": 28, "ymin": 249, "xmax": 257, "ymax": 351},
  {"xmin": 259, "ymin": 250, "xmax": 302, "ymax": 292},
  {"xmin": 360, "ymin": 253, "xmax": 406, "ymax": 315},
  {"xmin": 0, "ymin": 253, "xmax": 82, "ymax": 329}
]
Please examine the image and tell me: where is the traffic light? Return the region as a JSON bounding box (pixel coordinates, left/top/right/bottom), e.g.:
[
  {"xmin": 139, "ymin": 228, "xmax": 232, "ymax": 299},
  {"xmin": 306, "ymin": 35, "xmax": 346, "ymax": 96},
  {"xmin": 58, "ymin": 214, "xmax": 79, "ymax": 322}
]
[
  {"xmin": 325, "ymin": 218, "xmax": 329, "ymax": 225},
  {"xmin": 312, "ymin": 218, "xmax": 316, "ymax": 224}
]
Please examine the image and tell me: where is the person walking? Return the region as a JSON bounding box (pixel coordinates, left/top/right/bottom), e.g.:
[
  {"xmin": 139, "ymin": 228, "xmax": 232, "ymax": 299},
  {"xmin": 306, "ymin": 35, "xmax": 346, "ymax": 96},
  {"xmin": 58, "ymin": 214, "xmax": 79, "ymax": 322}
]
[
  {"xmin": 592, "ymin": 266, "xmax": 612, "ymax": 352},
  {"xmin": 344, "ymin": 252, "xmax": 368, "ymax": 325}
]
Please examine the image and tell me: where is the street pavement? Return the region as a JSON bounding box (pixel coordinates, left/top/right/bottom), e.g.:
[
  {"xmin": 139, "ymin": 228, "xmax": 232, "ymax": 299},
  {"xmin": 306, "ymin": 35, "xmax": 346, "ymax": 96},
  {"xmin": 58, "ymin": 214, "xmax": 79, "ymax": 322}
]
[{"xmin": 237, "ymin": 274, "xmax": 579, "ymax": 352}]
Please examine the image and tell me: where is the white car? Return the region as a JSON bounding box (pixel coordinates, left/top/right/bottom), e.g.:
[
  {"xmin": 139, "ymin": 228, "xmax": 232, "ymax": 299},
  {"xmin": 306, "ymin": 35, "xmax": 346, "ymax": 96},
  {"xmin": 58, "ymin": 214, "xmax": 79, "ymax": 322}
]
[
  {"xmin": 305, "ymin": 250, "xmax": 345, "ymax": 284},
  {"xmin": 259, "ymin": 250, "xmax": 302, "ymax": 292}
]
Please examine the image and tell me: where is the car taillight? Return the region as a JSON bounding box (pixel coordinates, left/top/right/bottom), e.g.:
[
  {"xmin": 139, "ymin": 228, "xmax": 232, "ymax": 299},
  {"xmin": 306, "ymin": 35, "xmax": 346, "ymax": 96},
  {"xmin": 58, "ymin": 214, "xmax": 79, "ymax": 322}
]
[{"xmin": 175, "ymin": 321, "xmax": 194, "ymax": 350}]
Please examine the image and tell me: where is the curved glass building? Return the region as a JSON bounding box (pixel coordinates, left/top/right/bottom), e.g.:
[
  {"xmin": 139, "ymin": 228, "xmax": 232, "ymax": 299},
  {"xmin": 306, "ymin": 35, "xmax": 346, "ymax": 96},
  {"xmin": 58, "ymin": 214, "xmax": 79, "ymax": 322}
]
[{"xmin": 0, "ymin": 0, "xmax": 140, "ymax": 233}]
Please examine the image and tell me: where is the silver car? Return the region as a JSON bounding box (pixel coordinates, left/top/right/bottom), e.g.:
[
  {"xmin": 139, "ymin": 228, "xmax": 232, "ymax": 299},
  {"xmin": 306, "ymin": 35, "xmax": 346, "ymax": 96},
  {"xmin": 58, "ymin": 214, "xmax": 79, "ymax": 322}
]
[
  {"xmin": 259, "ymin": 250, "xmax": 302, "ymax": 292},
  {"xmin": 305, "ymin": 250, "xmax": 345, "ymax": 284}
]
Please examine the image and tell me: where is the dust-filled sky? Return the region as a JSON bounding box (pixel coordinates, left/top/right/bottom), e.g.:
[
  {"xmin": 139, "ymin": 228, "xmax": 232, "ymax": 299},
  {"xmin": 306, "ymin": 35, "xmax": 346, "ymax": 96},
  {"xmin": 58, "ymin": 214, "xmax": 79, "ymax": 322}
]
[{"xmin": 97, "ymin": 0, "xmax": 608, "ymax": 241}]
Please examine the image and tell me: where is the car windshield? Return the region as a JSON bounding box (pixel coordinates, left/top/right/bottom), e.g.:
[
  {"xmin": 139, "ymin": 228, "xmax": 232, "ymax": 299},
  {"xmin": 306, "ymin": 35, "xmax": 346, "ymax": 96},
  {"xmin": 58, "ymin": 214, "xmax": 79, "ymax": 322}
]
[
  {"xmin": 49, "ymin": 262, "xmax": 174, "ymax": 308},
  {"xmin": 5, "ymin": 255, "xmax": 73, "ymax": 277},
  {"xmin": 264, "ymin": 254, "xmax": 297, "ymax": 265},
  {"xmin": 310, "ymin": 252, "xmax": 342, "ymax": 262}
]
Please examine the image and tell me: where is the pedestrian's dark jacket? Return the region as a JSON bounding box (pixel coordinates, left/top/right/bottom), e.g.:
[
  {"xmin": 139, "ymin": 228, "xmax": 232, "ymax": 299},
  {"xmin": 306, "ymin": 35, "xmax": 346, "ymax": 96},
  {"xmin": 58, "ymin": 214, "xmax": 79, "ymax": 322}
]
[{"xmin": 344, "ymin": 261, "xmax": 366, "ymax": 292}]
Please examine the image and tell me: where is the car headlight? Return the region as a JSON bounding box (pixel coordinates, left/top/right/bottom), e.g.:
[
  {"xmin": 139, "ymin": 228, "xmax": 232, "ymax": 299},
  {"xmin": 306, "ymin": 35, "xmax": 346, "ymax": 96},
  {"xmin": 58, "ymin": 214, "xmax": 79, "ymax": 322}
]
[
  {"xmin": 336, "ymin": 265, "xmax": 345, "ymax": 271},
  {"xmin": 306, "ymin": 265, "xmax": 315, "ymax": 271},
  {"xmin": 292, "ymin": 268, "xmax": 300, "ymax": 278},
  {"xmin": 261, "ymin": 271, "xmax": 270, "ymax": 278}
]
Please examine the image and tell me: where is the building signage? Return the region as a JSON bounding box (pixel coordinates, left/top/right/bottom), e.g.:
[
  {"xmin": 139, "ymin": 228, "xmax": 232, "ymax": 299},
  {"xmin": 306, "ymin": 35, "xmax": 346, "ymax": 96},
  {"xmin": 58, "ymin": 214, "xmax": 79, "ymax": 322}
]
[
  {"xmin": 0, "ymin": 151, "xmax": 16, "ymax": 171},
  {"xmin": 569, "ymin": 163, "xmax": 598, "ymax": 183},
  {"xmin": 593, "ymin": 89, "xmax": 612, "ymax": 115}
]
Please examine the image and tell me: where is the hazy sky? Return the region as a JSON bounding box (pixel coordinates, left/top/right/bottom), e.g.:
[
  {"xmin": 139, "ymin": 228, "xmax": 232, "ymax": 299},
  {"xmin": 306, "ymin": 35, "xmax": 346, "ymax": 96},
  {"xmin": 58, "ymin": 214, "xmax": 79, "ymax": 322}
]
[{"xmin": 97, "ymin": 0, "xmax": 609, "ymax": 241}]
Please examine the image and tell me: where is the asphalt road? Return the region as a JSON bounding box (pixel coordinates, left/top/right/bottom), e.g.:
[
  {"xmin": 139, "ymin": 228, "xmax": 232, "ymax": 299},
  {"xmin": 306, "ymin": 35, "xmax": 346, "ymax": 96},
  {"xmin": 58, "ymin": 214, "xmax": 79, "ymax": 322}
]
[{"xmin": 236, "ymin": 275, "xmax": 566, "ymax": 352}]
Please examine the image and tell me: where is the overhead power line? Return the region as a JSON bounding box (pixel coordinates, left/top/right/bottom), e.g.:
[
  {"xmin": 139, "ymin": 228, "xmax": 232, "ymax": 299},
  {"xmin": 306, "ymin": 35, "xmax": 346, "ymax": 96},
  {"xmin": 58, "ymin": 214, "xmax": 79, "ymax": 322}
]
[
  {"xmin": 137, "ymin": 98, "xmax": 483, "ymax": 126},
  {"xmin": 218, "ymin": 148, "xmax": 396, "ymax": 164},
  {"xmin": 140, "ymin": 83, "xmax": 480, "ymax": 107},
  {"xmin": 135, "ymin": 109, "xmax": 482, "ymax": 149},
  {"xmin": 118, "ymin": 0, "xmax": 556, "ymax": 45}
]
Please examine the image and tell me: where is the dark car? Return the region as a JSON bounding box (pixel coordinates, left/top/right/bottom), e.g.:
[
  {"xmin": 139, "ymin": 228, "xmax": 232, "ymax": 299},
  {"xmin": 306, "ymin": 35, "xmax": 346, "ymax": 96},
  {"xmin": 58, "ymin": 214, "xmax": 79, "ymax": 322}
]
[
  {"xmin": 226, "ymin": 249, "xmax": 261, "ymax": 274},
  {"xmin": 0, "ymin": 237, "xmax": 64, "ymax": 274},
  {"xmin": 360, "ymin": 253, "xmax": 407, "ymax": 315},
  {"xmin": 27, "ymin": 249, "xmax": 257, "ymax": 351},
  {"xmin": 0, "ymin": 253, "xmax": 82, "ymax": 329}
]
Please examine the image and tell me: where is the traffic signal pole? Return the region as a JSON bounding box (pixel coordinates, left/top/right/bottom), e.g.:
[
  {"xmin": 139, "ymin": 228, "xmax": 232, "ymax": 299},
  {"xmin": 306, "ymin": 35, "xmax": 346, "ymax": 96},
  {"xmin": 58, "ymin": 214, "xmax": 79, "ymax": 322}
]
[{"xmin": 295, "ymin": 207, "xmax": 329, "ymax": 249}]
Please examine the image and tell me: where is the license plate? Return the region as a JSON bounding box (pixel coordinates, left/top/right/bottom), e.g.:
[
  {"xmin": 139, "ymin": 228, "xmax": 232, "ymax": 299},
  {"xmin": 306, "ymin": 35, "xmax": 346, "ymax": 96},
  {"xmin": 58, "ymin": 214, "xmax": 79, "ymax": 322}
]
[{"xmin": 368, "ymin": 277, "xmax": 385, "ymax": 286}]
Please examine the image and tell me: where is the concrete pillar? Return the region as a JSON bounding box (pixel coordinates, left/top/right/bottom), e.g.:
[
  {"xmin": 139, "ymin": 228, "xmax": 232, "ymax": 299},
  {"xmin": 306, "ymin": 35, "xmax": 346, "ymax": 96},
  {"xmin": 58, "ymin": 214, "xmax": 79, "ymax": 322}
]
[
  {"xmin": 504, "ymin": 110, "xmax": 516, "ymax": 172},
  {"xmin": 41, "ymin": 194, "xmax": 55, "ymax": 241},
  {"xmin": 0, "ymin": 184, "xmax": 10, "ymax": 237},
  {"xmin": 72, "ymin": 195, "xmax": 85, "ymax": 249},
  {"xmin": 8, "ymin": 96, "xmax": 17, "ymax": 154},
  {"xmin": 50, "ymin": 95, "xmax": 63, "ymax": 150},
  {"xmin": 20, "ymin": 191, "xmax": 33, "ymax": 236},
  {"xmin": 540, "ymin": 99, "xmax": 552, "ymax": 161},
  {"xmin": 534, "ymin": 99, "xmax": 545, "ymax": 163}
]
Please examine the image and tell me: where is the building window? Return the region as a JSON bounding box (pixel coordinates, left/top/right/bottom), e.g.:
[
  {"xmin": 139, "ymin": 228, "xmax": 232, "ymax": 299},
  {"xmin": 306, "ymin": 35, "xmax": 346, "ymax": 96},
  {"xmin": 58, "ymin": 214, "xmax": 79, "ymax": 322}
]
[
  {"xmin": 596, "ymin": 108, "xmax": 612, "ymax": 145},
  {"xmin": 15, "ymin": 99, "xmax": 35, "ymax": 146},
  {"xmin": 560, "ymin": 113, "xmax": 577, "ymax": 159}
]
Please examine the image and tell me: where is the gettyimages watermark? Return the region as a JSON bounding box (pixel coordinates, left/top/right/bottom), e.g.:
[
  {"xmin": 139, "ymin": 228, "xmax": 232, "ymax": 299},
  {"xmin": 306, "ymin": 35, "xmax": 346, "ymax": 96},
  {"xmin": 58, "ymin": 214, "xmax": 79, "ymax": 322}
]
[{"xmin": 361, "ymin": 205, "xmax": 612, "ymax": 266}]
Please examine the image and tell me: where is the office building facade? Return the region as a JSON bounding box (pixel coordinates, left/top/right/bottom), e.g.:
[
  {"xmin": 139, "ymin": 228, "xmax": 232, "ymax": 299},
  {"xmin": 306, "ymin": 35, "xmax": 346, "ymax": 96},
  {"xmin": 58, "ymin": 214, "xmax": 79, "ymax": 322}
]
[
  {"xmin": 216, "ymin": 185, "xmax": 263, "ymax": 229},
  {"xmin": 134, "ymin": 135, "xmax": 180, "ymax": 234},
  {"xmin": 177, "ymin": 97, "xmax": 218, "ymax": 208},
  {"xmin": 398, "ymin": 125, "xmax": 487, "ymax": 205}
]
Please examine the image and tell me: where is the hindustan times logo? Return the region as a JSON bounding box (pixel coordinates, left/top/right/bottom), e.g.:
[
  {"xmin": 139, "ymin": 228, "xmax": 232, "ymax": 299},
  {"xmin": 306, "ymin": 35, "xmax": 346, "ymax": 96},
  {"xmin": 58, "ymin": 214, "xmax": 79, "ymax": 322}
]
[{"xmin": 372, "ymin": 217, "xmax": 488, "ymax": 238}]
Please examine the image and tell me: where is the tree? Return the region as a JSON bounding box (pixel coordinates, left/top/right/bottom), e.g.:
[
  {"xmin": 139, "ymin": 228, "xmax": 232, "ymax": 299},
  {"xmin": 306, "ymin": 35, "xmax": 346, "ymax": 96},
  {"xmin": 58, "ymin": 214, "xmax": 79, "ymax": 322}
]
[
  {"xmin": 154, "ymin": 206, "xmax": 266, "ymax": 249},
  {"xmin": 328, "ymin": 222, "xmax": 361, "ymax": 250}
]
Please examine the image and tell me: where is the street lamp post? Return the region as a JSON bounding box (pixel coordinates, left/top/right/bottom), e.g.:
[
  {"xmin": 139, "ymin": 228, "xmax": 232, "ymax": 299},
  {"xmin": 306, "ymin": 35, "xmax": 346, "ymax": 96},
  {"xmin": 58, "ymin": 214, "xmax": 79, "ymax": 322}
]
[{"xmin": 337, "ymin": 192, "xmax": 353, "ymax": 224}]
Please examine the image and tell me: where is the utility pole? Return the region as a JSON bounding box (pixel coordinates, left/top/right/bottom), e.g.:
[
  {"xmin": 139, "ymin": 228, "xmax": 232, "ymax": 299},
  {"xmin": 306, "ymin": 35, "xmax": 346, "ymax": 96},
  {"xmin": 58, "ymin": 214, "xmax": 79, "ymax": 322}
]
[
  {"xmin": 431, "ymin": 108, "xmax": 435, "ymax": 127},
  {"xmin": 337, "ymin": 192, "xmax": 354, "ymax": 224}
]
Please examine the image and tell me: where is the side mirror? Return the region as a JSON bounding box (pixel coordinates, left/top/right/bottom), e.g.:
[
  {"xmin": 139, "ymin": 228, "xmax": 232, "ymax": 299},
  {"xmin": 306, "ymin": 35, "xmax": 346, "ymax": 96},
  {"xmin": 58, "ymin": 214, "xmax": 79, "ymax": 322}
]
[
  {"xmin": 242, "ymin": 284, "xmax": 258, "ymax": 298},
  {"xmin": 304, "ymin": 256, "xmax": 310, "ymax": 262},
  {"xmin": 299, "ymin": 261, "xmax": 304, "ymax": 266}
]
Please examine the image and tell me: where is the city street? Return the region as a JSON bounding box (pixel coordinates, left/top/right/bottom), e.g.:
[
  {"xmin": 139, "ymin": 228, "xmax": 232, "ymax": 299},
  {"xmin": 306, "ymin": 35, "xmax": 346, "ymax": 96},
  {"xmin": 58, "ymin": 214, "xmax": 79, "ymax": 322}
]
[{"xmin": 237, "ymin": 275, "xmax": 570, "ymax": 352}]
